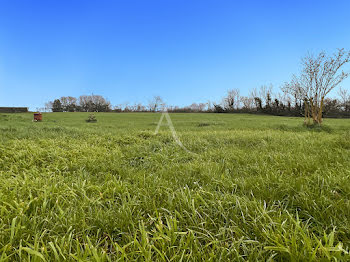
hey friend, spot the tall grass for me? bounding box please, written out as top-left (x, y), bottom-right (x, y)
top-left (0, 112), bottom-right (350, 260)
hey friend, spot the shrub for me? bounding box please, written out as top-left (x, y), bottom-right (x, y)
top-left (86, 114), bottom-right (97, 122)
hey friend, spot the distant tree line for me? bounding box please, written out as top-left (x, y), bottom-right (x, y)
top-left (44, 50), bottom-right (350, 122)
top-left (45, 95), bottom-right (112, 112)
top-left (45, 95), bottom-right (168, 113)
top-left (44, 88), bottom-right (350, 118)
top-left (211, 85), bottom-right (350, 118)
top-left (213, 49), bottom-right (350, 122)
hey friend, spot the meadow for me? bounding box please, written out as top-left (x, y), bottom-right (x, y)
top-left (1, 112), bottom-right (350, 261)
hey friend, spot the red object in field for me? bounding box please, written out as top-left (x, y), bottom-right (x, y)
top-left (34, 113), bottom-right (42, 121)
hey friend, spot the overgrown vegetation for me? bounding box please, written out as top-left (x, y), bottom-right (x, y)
top-left (1, 112), bottom-right (350, 260)
top-left (86, 114), bottom-right (97, 123)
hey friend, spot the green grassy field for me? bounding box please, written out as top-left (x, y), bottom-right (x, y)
top-left (1, 112), bottom-right (350, 261)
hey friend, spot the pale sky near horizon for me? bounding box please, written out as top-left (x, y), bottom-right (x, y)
top-left (0, 0), bottom-right (350, 110)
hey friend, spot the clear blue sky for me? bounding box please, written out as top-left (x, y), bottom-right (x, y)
top-left (0, 0), bottom-right (350, 110)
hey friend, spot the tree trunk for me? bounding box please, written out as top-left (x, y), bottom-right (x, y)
top-left (316, 97), bottom-right (324, 125)
top-left (309, 97), bottom-right (324, 125)
top-left (309, 98), bottom-right (318, 124)
top-left (304, 99), bottom-right (311, 125)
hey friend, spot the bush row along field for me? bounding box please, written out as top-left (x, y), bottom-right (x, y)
top-left (1, 112), bottom-right (350, 261)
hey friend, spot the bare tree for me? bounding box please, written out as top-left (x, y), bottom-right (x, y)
top-left (91, 95), bottom-right (111, 112)
top-left (78, 94), bottom-right (111, 112)
top-left (258, 84), bottom-right (273, 108)
top-left (277, 92), bottom-right (291, 107)
top-left (240, 96), bottom-right (254, 109)
top-left (198, 103), bottom-right (207, 112)
top-left (283, 49), bottom-right (350, 125)
top-left (44, 101), bottom-right (53, 112)
top-left (206, 100), bottom-right (214, 111)
top-left (66, 96), bottom-right (77, 112)
top-left (130, 103), bottom-right (146, 112)
top-left (249, 88), bottom-right (259, 110)
top-left (60, 96), bottom-right (77, 112)
top-left (223, 88), bottom-right (240, 110)
top-left (188, 103), bottom-right (206, 112)
top-left (60, 97), bottom-right (69, 111)
top-left (338, 87), bottom-right (350, 112)
top-left (148, 96), bottom-right (164, 112)
top-left (79, 95), bottom-right (90, 112)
